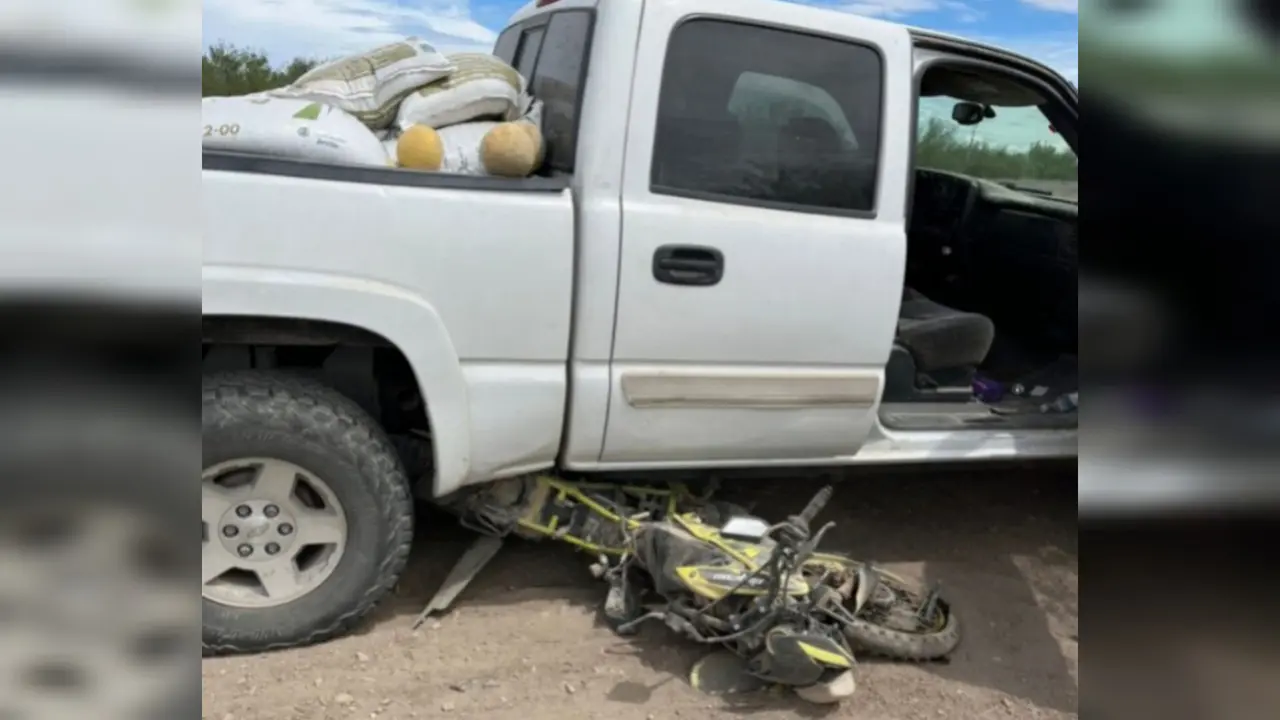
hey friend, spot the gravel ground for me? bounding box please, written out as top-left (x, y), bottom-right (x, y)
top-left (202, 463), bottom-right (1078, 720)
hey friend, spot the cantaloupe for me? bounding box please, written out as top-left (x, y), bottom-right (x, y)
top-left (396, 119), bottom-right (544, 177)
top-left (395, 124), bottom-right (445, 169)
top-left (478, 121), bottom-right (544, 177)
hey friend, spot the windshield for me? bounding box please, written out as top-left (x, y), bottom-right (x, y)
top-left (917, 96), bottom-right (1077, 201)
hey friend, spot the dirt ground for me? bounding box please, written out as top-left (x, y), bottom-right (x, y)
top-left (202, 463), bottom-right (1078, 720)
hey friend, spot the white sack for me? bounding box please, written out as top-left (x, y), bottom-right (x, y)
top-left (394, 53), bottom-right (524, 131)
top-left (270, 38), bottom-right (455, 129)
top-left (431, 100), bottom-right (543, 176)
top-left (434, 121), bottom-right (501, 176)
top-left (522, 98), bottom-right (544, 133)
top-left (202, 96), bottom-right (392, 167)
top-left (381, 131), bottom-right (401, 165)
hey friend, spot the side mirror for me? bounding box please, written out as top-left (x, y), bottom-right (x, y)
top-left (951, 101), bottom-right (990, 126)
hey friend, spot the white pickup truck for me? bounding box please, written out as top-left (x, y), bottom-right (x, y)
top-left (202, 0), bottom-right (1078, 653)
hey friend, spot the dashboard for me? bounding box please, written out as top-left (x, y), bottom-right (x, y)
top-left (907, 168), bottom-right (1078, 353)
top-left (908, 168), bottom-right (1076, 278)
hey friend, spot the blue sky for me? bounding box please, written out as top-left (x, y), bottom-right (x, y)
top-left (203, 0), bottom-right (1078, 83)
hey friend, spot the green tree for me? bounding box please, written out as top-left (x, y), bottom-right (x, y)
top-left (916, 118), bottom-right (1077, 181)
top-left (202, 44), bottom-right (320, 97)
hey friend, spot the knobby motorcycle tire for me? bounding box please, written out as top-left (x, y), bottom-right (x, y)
top-left (805, 553), bottom-right (961, 662)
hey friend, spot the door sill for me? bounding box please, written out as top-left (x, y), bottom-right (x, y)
top-left (878, 402), bottom-right (1077, 431)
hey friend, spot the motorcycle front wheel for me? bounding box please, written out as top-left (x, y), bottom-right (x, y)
top-left (803, 554), bottom-right (961, 661)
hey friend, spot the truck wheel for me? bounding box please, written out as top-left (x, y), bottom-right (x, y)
top-left (202, 371), bottom-right (414, 654)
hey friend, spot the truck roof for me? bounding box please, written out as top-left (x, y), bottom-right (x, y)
top-left (908, 26), bottom-right (1068, 80)
top-left (505, 0), bottom-right (1069, 85)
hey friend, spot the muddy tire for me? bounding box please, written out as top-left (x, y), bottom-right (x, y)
top-left (202, 372), bottom-right (414, 655)
top-left (805, 554), bottom-right (961, 661)
top-left (0, 379), bottom-right (198, 718)
top-left (843, 602), bottom-right (962, 661)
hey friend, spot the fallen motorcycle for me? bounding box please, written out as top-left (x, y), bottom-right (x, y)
top-left (418, 476), bottom-right (961, 703)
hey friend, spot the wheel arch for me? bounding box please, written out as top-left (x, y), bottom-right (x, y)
top-left (203, 269), bottom-right (471, 496)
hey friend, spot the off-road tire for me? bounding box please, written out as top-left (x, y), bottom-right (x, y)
top-left (807, 554), bottom-right (961, 661)
top-left (2, 379), bottom-right (199, 719)
top-left (202, 371), bottom-right (414, 655)
top-left (842, 603), bottom-right (961, 661)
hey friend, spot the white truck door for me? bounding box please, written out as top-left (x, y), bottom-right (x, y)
top-left (600, 0), bottom-right (913, 466)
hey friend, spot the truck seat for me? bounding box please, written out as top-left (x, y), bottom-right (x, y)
top-left (897, 287), bottom-right (996, 373)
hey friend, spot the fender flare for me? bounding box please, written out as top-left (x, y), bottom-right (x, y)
top-left (203, 266), bottom-right (471, 495)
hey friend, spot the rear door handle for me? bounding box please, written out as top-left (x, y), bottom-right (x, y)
top-left (652, 244), bottom-right (724, 286)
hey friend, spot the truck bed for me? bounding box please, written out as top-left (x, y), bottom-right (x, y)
top-left (202, 150), bottom-right (577, 491)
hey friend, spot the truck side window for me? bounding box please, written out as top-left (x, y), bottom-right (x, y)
top-left (527, 11), bottom-right (592, 174)
top-left (728, 72), bottom-right (860, 151)
top-left (651, 19), bottom-right (883, 215)
top-left (492, 28), bottom-right (520, 65)
top-left (513, 27), bottom-right (546, 81)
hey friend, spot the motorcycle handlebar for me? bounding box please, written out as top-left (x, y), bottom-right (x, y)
top-left (796, 485), bottom-right (833, 527)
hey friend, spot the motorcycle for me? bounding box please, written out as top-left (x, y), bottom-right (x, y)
top-left (420, 475), bottom-right (961, 703)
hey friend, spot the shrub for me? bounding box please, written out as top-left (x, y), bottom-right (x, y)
top-left (202, 44), bottom-right (319, 97)
top-left (916, 117), bottom-right (1076, 181)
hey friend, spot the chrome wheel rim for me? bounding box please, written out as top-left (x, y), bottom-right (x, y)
top-left (202, 458), bottom-right (347, 609)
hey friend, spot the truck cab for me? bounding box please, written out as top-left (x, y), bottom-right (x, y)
top-left (485, 0), bottom-right (1077, 469)
top-left (202, 0), bottom-right (1077, 653)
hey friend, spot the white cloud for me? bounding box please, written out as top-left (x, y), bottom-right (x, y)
top-left (1019, 0), bottom-right (1078, 12)
top-left (942, 0), bottom-right (985, 22)
top-left (203, 0), bottom-right (496, 63)
top-left (839, 0), bottom-right (942, 16)
top-left (203, 0), bottom-right (1078, 87)
top-left (834, 0), bottom-right (985, 22)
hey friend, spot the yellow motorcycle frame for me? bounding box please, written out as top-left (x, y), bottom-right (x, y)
top-left (511, 476), bottom-right (814, 598)
top-left (509, 476), bottom-right (695, 553)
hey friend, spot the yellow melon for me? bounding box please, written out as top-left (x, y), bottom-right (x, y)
top-left (480, 121), bottom-right (544, 178)
top-left (396, 124), bottom-right (444, 170)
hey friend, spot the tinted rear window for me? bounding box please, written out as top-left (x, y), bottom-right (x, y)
top-left (493, 27), bottom-right (519, 64)
top-left (529, 11), bottom-right (592, 173)
top-left (489, 11), bottom-right (593, 174)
